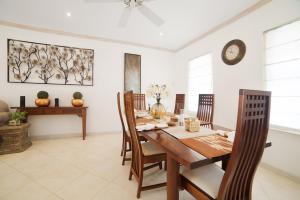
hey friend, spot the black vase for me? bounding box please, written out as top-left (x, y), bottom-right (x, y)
top-left (20, 96), bottom-right (25, 107)
top-left (55, 98), bottom-right (59, 107)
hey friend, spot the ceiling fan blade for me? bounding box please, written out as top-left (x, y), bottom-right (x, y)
top-left (118, 7), bottom-right (132, 27)
top-left (137, 4), bottom-right (164, 26)
top-left (84, 0), bottom-right (121, 3)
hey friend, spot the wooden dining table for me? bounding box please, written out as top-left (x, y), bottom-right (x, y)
top-left (136, 117), bottom-right (271, 200)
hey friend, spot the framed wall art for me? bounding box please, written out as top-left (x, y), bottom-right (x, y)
top-left (7, 39), bottom-right (94, 86)
top-left (124, 53), bottom-right (141, 93)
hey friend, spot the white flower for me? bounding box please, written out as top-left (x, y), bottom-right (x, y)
top-left (146, 84), bottom-right (168, 99)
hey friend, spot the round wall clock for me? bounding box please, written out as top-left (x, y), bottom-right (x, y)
top-left (221, 39), bottom-right (246, 65)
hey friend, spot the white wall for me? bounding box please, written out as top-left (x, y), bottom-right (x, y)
top-left (0, 25), bottom-right (175, 137)
top-left (174, 0), bottom-right (300, 179)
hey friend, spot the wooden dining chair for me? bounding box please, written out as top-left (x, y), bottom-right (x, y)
top-left (174, 94), bottom-right (185, 114)
top-left (180, 89), bottom-right (271, 200)
top-left (133, 93), bottom-right (146, 110)
top-left (117, 92), bottom-right (132, 165)
top-left (117, 92), bottom-right (147, 166)
top-left (124, 91), bottom-right (166, 198)
top-left (197, 94), bottom-right (215, 129)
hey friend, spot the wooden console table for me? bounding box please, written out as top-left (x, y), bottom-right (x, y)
top-left (11, 107), bottom-right (88, 140)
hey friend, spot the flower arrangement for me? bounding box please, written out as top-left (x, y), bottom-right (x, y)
top-left (146, 84), bottom-right (168, 119)
top-left (146, 84), bottom-right (168, 104)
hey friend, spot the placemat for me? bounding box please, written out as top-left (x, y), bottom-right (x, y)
top-left (180, 135), bottom-right (233, 159)
top-left (162, 126), bottom-right (216, 139)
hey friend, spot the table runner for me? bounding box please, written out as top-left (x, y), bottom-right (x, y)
top-left (180, 135), bottom-right (233, 159)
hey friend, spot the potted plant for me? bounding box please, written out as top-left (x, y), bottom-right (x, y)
top-left (72, 92), bottom-right (84, 107)
top-left (9, 111), bottom-right (27, 126)
top-left (35, 91), bottom-right (50, 107)
top-left (146, 84), bottom-right (168, 119)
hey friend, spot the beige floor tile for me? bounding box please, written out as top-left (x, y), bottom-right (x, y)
top-left (0, 169), bottom-right (30, 197)
top-left (0, 148), bottom-right (43, 166)
top-left (1, 182), bottom-right (56, 200)
top-left (92, 182), bottom-right (135, 200)
top-left (55, 172), bottom-right (108, 200)
top-left (0, 162), bottom-right (17, 177)
top-left (35, 163), bottom-right (85, 192)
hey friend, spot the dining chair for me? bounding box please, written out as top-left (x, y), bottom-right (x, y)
top-left (124, 91), bottom-right (166, 198)
top-left (174, 94), bottom-right (185, 114)
top-left (117, 92), bottom-right (131, 165)
top-left (117, 92), bottom-right (147, 166)
top-left (197, 94), bottom-right (215, 129)
top-left (133, 93), bottom-right (146, 110)
top-left (180, 89), bottom-right (271, 200)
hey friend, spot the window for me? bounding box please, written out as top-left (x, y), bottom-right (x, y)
top-left (187, 54), bottom-right (213, 112)
top-left (264, 19), bottom-right (300, 132)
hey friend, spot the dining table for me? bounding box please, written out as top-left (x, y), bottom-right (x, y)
top-left (135, 114), bottom-right (272, 200)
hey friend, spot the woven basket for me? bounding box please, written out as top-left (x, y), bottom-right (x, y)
top-left (184, 118), bottom-right (200, 132)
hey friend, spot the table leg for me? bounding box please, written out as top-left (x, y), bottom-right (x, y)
top-left (222, 156), bottom-right (229, 170)
top-left (82, 109), bottom-right (87, 140)
top-left (167, 154), bottom-right (180, 200)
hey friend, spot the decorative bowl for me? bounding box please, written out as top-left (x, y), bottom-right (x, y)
top-left (35, 99), bottom-right (50, 107)
top-left (72, 99), bottom-right (84, 107)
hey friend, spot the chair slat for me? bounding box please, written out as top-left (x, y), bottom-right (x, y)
top-left (133, 93), bottom-right (146, 110)
top-left (197, 94), bottom-right (215, 128)
top-left (174, 94), bottom-right (185, 114)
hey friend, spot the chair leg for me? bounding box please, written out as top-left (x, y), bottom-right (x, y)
top-left (129, 169), bottom-right (133, 180)
top-left (159, 161), bottom-right (162, 170)
top-left (137, 170), bottom-right (144, 198)
top-left (120, 137), bottom-right (125, 156)
top-left (122, 149), bottom-right (127, 166)
top-left (122, 140), bottom-right (129, 166)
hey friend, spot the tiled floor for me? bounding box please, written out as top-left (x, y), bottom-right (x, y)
top-left (0, 133), bottom-right (299, 200)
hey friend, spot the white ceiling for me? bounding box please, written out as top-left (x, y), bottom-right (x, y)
top-left (0, 0), bottom-right (262, 51)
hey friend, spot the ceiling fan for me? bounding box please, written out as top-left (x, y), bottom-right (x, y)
top-left (85, 0), bottom-right (164, 27)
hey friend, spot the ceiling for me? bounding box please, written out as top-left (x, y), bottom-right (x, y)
top-left (0, 0), bottom-right (263, 51)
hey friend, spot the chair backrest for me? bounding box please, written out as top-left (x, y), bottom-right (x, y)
top-left (218, 89), bottom-right (271, 200)
top-left (124, 91), bottom-right (143, 176)
top-left (117, 92), bottom-right (128, 138)
top-left (196, 94), bottom-right (214, 123)
top-left (133, 93), bottom-right (146, 110)
top-left (174, 94), bottom-right (185, 114)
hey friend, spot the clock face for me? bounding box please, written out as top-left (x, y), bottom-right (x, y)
top-left (222, 39), bottom-right (246, 65)
top-left (225, 44), bottom-right (240, 60)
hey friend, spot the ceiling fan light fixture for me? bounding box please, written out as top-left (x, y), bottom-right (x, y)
top-left (123, 0), bottom-right (143, 8)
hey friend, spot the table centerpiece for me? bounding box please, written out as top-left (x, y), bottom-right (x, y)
top-left (146, 84), bottom-right (168, 119)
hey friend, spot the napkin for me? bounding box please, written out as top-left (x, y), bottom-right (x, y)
top-left (136, 111), bottom-right (150, 118)
top-left (155, 123), bottom-right (168, 129)
top-left (215, 130), bottom-right (236, 142)
top-left (136, 124), bottom-right (155, 131)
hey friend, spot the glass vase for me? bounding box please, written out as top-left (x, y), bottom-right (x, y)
top-left (150, 98), bottom-right (166, 119)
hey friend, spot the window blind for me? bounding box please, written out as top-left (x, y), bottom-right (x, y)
top-left (187, 54), bottom-right (213, 112)
top-left (265, 19), bottom-right (300, 132)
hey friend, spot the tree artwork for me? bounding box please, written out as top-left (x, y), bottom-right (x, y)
top-left (7, 39), bottom-right (94, 86)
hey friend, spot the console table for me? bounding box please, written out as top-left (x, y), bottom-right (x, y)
top-left (11, 107), bottom-right (88, 140)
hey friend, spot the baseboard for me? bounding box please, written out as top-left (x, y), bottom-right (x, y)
top-left (31, 131), bottom-right (121, 140)
top-left (260, 162), bottom-right (300, 183)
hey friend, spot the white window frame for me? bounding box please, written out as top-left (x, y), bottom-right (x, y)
top-left (263, 18), bottom-right (300, 135)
